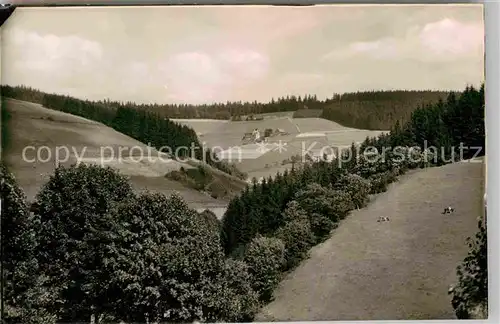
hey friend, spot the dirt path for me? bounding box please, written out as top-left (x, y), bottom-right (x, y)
top-left (287, 116), bottom-right (301, 133)
top-left (256, 161), bottom-right (484, 321)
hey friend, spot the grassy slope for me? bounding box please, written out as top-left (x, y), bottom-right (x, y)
top-left (1, 99), bottom-right (11, 158)
top-left (180, 116), bottom-right (389, 180)
top-left (198, 117), bottom-right (301, 149)
top-left (241, 111), bottom-right (296, 119)
top-left (3, 98), bottom-right (236, 211)
top-left (256, 160), bottom-right (484, 321)
top-left (292, 109), bottom-right (323, 118)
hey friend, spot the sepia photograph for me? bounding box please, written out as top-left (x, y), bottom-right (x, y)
top-left (0, 3), bottom-right (487, 323)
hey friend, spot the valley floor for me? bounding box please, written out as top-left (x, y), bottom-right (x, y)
top-left (256, 161), bottom-right (484, 321)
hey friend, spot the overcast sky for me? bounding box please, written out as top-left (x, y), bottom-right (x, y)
top-left (1, 5), bottom-right (484, 105)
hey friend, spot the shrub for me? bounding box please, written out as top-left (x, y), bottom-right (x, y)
top-left (165, 169), bottom-right (186, 182)
top-left (281, 200), bottom-right (309, 223)
top-left (294, 183), bottom-right (354, 222)
top-left (207, 179), bottom-right (228, 199)
top-left (228, 243), bottom-right (249, 260)
top-left (185, 165), bottom-right (213, 190)
top-left (1, 163), bottom-right (32, 279)
top-left (211, 160), bottom-right (248, 180)
top-left (309, 213), bottom-right (337, 243)
top-left (222, 259), bottom-right (260, 322)
top-left (368, 170), bottom-right (398, 194)
top-left (275, 218), bottom-right (315, 270)
top-left (291, 184), bottom-right (351, 242)
top-left (243, 235), bottom-right (286, 302)
top-left (167, 167), bottom-right (227, 194)
top-left (418, 148), bottom-right (438, 168)
top-left (449, 220), bottom-right (488, 319)
top-left (199, 209), bottom-right (221, 234)
top-left (197, 164), bottom-right (210, 178)
top-left (290, 154), bottom-right (302, 163)
top-left (352, 157), bottom-right (379, 179)
top-left (335, 173), bottom-right (371, 209)
top-left (1, 163), bottom-right (57, 323)
top-left (32, 164), bottom-right (134, 321)
top-left (106, 192), bottom-right (231, 323)
top-left (368, 173), bottom-right (388, 193)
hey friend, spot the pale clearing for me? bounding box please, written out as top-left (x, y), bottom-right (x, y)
top-left (198, 117), bottom-right (301, 149)
top-left (174, 115), bottom-right (389, 180)
top-left (3, 99), bottom-right (228, 211)
top-left (292, 117), bottom-right (380, 133)
top-left (3, 98), bottom-right (388, 211)
top-left (256, 160), bottom-right (485, 321)
top-left (244, 111), bottom-right (296, 119)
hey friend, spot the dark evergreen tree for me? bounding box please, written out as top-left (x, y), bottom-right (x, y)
top-left (1, 163), bottom-right (56, 323)
top-left (32, 164), bottom-right (134, 322)
top-left (221, 83), bottom-right (484, 257)
top-left (1, 85), bottom-right (453, 131)
top-left (104, 192), bottom-right (235, 323)
top-left (450, 220), bottom-right (487, 319)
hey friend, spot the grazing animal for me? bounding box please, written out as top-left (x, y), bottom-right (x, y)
top-left (377, 216), bottom-right (390, 222)
top-left (442, 206), bottom-right (455, 214)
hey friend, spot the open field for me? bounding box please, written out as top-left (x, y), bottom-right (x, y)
top-left (2, 99), bottom-right (229, 212)
top-left (198, 117), bottom-right (301, 149)
top-left (234, 135), bottom-right (333, 177)
top-left (242, 111), bottom-right (296, 119)
top-left (292, 109), bottom-right (323, 118)
top-left (293, 117), bottom-right (380, 134)
top-left (178, 115), bottom-right (388, 179)
top-left (256, 160), bottom-right (485, 321)
top-left (234, 130), bottom-right (387, 180)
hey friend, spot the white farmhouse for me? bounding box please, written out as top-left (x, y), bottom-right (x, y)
top-left (251, 128), bottom-right (261, 142)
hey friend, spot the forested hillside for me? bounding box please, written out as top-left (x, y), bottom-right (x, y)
top-left (1, 98), bottom-right (11, 154)
top-left (1, 85), bottom-right (453, 130)
top-left (321, 90), bottom-right (452, 130)
top-left (221, 85), bottom-right (485, 318)
top-left (0, 85), bottom-right (246, 180)
top-left (1, 84), bottom-right (485, 323)
top-left (222, 85), bottom-right (484, 255)
top-left (148, 89), bottom-right (452, 130)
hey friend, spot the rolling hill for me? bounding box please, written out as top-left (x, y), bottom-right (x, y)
top-left (174, 116), bottom-right (388, 180)
top-left (2, 98), bottom-right (241, 216)
top-left (256, 159), bottom-right (485, 321)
